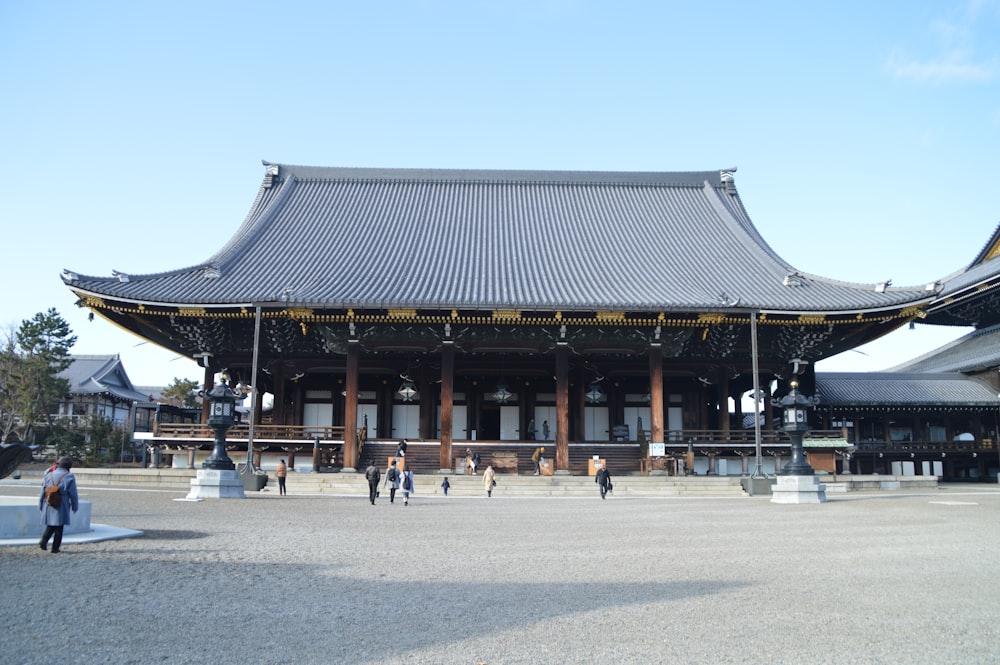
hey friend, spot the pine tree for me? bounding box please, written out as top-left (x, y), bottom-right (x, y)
top-left (0, 308), bottom-right (76, 444)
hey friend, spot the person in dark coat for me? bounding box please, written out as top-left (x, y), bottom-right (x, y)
top-left (466, 448), bottom-right (481, 475)
top-left (394, 439), bottom-right (408, 463)
top-left (38, 456), bottom-right (79, 553)
top-left (364, 462), bottom-right (381, 505)
top-left (596, 466), bottom-right (612, 500)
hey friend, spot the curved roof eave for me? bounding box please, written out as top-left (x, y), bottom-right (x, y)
top-left (62, 163), bottom-right (938, 316)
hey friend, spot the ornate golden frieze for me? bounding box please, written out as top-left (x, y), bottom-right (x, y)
top-left (492, 310), bottom-right (522, 320)
top-left (285, 307), bottom-right (314, 320)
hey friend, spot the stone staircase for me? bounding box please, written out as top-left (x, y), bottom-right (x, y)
top-left (6, 466), bottom-right (745, 498)
top-left (240, 471), bottom-right (745, 498)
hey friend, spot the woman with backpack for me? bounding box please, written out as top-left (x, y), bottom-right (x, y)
top-left (400, 467), bottom-right (415, 506)
top-left (383, 460), bottom-right (401, 504)
top-left (38, 456), bottom-right (78, 553)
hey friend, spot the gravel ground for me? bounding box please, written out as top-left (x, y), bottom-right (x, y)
top-left (2, 482), bottom-right (1000, 665)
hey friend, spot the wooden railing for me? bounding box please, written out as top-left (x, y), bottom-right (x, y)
top-left (154, 423), bottom-right (346, 441)
top-left (663, 429), bottom-right (844, 445)
top-left (854, 439), bottom-right (996, 452)
top-left (149, 425), bottom-right (844, 446)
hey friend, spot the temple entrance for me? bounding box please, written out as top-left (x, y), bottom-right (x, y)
top-left (480, 407), bottom-right (500, 440)
top-left (584, 406), bottom-right (610, 441)
top-left (391, 404), bottom-right (419, 439)
top-left (500, 405), bottom-right (519, 440)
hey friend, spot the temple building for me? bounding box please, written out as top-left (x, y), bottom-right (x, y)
top-left (56, 354), bottom-right (152, 429)
top-left (61, 163), bottom-right (1000, 477)
top-left (812, 225), bottom-right (1000, 480)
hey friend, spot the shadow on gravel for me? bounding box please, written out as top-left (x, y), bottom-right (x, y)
top-left (287, 576), bottom-right (755, 664)
top-left (136, 529), bottom-right (211, 540)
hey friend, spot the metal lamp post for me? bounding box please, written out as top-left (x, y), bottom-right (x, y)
top-left (202, 377), bottom-right (238, 470)
top-left (772, 378), bottom-right (821, 476)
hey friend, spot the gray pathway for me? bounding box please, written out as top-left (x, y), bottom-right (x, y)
top-left (2, 483), bottom-right (999, 664)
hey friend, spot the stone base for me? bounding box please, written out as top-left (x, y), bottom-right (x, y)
top-left (770, 475), bottom-right (827, 504)
top-left (0, 497), bottom-right (93, 538)
top-left (741, 476), bottom-right (774, 496)
top-left (185, 469), bottom-right (246, 500)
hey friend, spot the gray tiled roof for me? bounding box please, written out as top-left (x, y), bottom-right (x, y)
top-left (816, 372), bottom-right (999, 406)
top-left (60, 355), bottom-right (151, 403)
top-left (63, 164), bottom-right (934, 313)
top-left (891, 324), bottom-right (1000, 374)
top-left (921, 223), bottom-right (1000, 326)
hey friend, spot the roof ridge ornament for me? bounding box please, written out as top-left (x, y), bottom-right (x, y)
top-left (263, 162), bottom-right (280, 188)
top-left (783, 271), bottom-right (803, 287)
top-left (720, 167), bottom-right (737, 194)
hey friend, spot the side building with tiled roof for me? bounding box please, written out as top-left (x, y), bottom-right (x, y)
top-left (813, 221), bottom-right (1000, 480)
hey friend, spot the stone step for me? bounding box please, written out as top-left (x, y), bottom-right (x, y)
top-left (265, 473), bottom-right (745, 497)
top-left (10, 468), bottom-right (931, 497)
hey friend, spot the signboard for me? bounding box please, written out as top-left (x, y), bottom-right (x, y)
top-left (650, 443), bottom-right (665, 458)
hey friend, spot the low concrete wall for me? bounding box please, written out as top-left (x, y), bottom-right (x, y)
top-left (13, 468), bottom-right (196, 491)
top-left (0, 497), bottom-right (93, 538)
top-left (819, 475), bottom-right (939, 491)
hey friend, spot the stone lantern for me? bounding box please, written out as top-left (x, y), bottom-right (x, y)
top-left (202, 377), bottom-right (238, 470)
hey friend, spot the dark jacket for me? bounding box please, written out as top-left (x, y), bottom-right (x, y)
top-left (365, 464), bottom-right (380, 484)
top-left (596, 468), bottom-right (612, 488)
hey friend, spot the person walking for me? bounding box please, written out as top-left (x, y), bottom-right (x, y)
top-left (383, 460), bottom-right (401, 504)
top-left (542, 420), bottom-right (550, 440)
top-left (483, 464), bottom-right (496, 498)
top-left (38, 456), bottom-right (78, 553)
top-left (275, 459), bottom-right (288, 496)
top-left (394, 439), bottom-right (408, 463)
top-left (365, 462), bottom-right (381, 505)
top-left (441, 476), bottom-right (450, 496)
top-left (596, 466), bottom-right (613, 500)
top-left (401, 467), bottom-right (415, 506)
top-left (531, 446), bottom-right (545, 475)
top-left (466, 448), bottom-right (481, 475)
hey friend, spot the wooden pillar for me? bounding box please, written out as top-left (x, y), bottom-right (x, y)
top-left (555, 342), bottom-right (570, 471)
top-left (764, 382), bottom-right (774, 432)
top-left (720, 372), bottom-right (730, 436)
top-left (343, 341), bottom-right (359, 470)
top-left (200, 365), bottom-right (214, 424)
top-left (419, 364), bottom-right (434, 440)
top-left (439, 341), bottom-right (454, 471)
top-left (649, 343), bottom-right (664, 444)
top-left (574, 365), bottom-right (586, 441)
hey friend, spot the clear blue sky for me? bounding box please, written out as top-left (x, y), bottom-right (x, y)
top-left (1, 0), bottom-right (997, 386)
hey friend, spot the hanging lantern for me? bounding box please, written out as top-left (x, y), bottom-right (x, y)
top-left (494, 384), bottom-right (512, 404)
top-left (397, 379), bottom-right (418, 402)
top-left (586, 383), bottom-right (604, 404)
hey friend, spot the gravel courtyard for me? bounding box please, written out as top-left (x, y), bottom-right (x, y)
top-left (2, 482), bottom-right (1000, 665)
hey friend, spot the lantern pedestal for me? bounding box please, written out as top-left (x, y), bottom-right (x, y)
top-left (185, 468), bottom-right (246, 500)
top-left (770, 475), bottom-right (826, 504)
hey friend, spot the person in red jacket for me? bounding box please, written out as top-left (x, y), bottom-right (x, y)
top-left (275, 459), bottom-right (288, 496)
